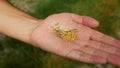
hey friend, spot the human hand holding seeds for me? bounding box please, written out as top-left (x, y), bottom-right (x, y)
top-left (1, 1), bottom-right (120, 66)
top-left (31, 13), bottom-right (120, 66)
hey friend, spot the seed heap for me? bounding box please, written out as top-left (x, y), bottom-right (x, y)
top-left (53, 23), bottom-right (77, 41)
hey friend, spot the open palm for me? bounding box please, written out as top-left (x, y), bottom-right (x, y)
top-left (31, 13), bottom-right (120, 66)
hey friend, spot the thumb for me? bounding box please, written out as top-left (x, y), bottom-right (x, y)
top-left (71, 14), bottom-right (99, 28)
top-left (82, 16), bottom-right (99, 28)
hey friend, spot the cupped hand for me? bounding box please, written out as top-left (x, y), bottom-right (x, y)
top-left (31, 13), bottom-right (120, 66)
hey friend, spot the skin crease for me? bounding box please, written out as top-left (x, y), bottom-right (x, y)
top-left (1, 0), bottom-right (120, 66)
top-left (31, 13), bottom-right (120, 66)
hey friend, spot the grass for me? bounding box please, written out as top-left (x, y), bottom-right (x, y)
top-left (0, 0), bottom-right (120, 68)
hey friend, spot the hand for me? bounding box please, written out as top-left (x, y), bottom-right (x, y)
top-left (31, 13), bottom-right (120, 66)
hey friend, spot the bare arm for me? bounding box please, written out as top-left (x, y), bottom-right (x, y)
top-left (1, 0), bottom-right (120, 66)
top-left (0, 0), bottom-right (40, 44)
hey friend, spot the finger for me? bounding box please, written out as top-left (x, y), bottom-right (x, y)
top-left (85, 41), bottom-right (120, 66)
top-left (71, 14), bottom-right (99, 28)
top-left (87, 40), bottom-right (120, 57)
top-left (79, 46), bottom-right (109, 58)
top-left (90, 30), bottom-right (120, 48)
top-left (66, 49), bottom-right (106, 64)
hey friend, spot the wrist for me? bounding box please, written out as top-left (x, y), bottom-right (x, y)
top-left (0, 12), bottom-right (43, 44)
top-left (0, 0), bottom-right (44, 45)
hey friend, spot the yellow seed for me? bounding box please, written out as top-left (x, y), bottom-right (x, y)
top-left (53, 23), bottom-right (77, 41)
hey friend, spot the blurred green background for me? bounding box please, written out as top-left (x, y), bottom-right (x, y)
top-left (0, 0), bottom-right (120, 68)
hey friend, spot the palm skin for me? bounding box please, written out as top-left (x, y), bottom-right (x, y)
top-left (31, 13), bottom-right (120, 66)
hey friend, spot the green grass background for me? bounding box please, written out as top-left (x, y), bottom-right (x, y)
top-left (0, 0), bottom-right (120, 68)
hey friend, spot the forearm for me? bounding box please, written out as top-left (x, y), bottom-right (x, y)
top-left (0, 0), bottom-right (40, 44)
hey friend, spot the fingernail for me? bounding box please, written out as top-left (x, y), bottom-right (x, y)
top-left (114, 40), bottom-right (120, 48)
top-left (116, 51), bottom-right (120, 57)
top-left (92, 56), bottom-right (106, 64)
top-left (108, 55), bottom-right (120, 66)
top-left (83, 16), bottom-right (99, 28)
